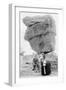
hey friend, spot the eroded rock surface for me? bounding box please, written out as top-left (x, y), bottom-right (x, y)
top-left (23, 15), bottom-right (56, 53)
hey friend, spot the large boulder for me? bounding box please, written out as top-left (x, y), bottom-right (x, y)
top-left (23, 15), bottom-right (56, 53)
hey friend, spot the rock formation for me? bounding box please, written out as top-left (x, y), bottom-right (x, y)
top-left (23, 15), bottom-right (56, 54)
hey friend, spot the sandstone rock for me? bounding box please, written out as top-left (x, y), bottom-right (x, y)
top-left (23, 15), bottom-right (56, 53)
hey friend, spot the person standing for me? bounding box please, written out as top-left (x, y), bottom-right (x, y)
top-left (45, 61), bottom-right (51, 75)
top-left (32, 54), bottom-right (40, 72)
top-left (39, 53), bottom-right (45, 75)
top-left (41, 53), bottom-right (46, 75)
top-left (40, 53), bottom-right (51, 76)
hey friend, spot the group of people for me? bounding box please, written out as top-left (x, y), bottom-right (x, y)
top-left (32, 53), bottom-right (51, 76)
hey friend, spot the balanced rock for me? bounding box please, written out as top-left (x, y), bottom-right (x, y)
top-left (23, 15), bottom-right (56, 53)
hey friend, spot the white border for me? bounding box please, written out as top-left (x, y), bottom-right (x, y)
top-left (10, 4), bottom-right (64, 86)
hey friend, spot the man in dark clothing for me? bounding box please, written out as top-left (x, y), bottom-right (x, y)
top-left (41, 59), bottom-right (44, 75)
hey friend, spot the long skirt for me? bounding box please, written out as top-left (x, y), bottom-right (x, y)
top-left (41, 62), bottom-right (51, 76)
